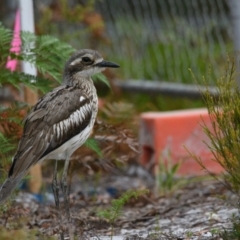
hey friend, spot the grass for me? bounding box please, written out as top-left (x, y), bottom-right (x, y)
top-left (111, 92), bottom-right (206, 115)
top-left (37, 3), bottom-right (233, 87)
top-left (99, 17), bottom-right (233, 85)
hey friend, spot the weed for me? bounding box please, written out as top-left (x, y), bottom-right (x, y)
top-left (186, 230), bottom-right (193, 238)
top-left (97, 189), bottom-right (149, 239)
top-left (155, 150), bottom-right (182, 195)
top-left (210, 228), bottom-right (221, 235)
top-left (148, 225), bottom-right (162, 239)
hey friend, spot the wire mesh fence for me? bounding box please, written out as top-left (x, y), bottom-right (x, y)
top-left (1, 0), bottom-right (235, 88)
top-left (93, 0), bottom-right (233, 85)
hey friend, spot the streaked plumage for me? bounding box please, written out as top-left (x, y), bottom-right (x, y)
top-left (0, 49), bottom-right (119, 204)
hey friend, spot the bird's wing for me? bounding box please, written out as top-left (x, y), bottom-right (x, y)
top-left (9, 85), bottom-right (94, 178)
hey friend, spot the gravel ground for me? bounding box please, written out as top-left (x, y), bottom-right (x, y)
top-left (0, 164), bottom-right (238, 240)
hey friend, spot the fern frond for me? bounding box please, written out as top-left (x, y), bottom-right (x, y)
top-left (0, 68), bottom-right (53, 93)
top-left (0, 24), bottom-right (109, 88)
top-left (0, 23), bottom-right (12, 47)
top-left (0, 133), bottom-right (15, 155)
top-left (20, 31), bottom-right (37, 53)
top-left (20, 33), bottom-right (75, 82)
top-left (0, 23), bottom-right (13, 67)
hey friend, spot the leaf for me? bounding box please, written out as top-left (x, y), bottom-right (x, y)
top-left (84, 138), bottom-right (102, 157)
top-left (97, 189), bottom-right (149, 224)
top-left (0, 133), bottom-right (15, 155)
top-left (0, 23), bottom-right (13, 66)
top-left (0, 69), bottom-right (53, 93)
top-left (92, 73), bottom-right (111, 88)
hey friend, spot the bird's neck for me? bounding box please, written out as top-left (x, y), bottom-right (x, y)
top-left (63, 72), bottom-right (94, 87)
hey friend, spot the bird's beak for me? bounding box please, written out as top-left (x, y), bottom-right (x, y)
top-left (95, 60), bottom-right (120, 68)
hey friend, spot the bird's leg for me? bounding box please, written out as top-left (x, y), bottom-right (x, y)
top-left (60, 157), bottom-right (74, 239)
top-left (52, 160), bottom-right (60, 207)
top-left (60, 157), bottom-right (71, 221)
top-left (52, 160), bottom-right (64, 240)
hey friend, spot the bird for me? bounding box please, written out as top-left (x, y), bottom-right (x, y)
top-left (0, 49), bottom-right (119, 215)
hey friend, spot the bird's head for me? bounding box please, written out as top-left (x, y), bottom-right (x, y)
top-left (64, 49), bottom-right (119, 79)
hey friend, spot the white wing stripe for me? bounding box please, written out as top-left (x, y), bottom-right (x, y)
top-left (53, 102), bottom-right (92, 139)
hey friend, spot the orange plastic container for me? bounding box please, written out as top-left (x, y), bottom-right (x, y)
top-left (139, 108), bottom-right (223, 176)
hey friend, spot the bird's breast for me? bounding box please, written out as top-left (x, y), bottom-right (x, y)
top-left (41, 91), bottom-right (98, 161)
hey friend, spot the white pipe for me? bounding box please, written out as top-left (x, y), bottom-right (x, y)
top-left (19, 0), bottom-right (37, 82)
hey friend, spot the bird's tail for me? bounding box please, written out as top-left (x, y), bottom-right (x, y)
top-left (0, 172), bottom-right (26, 204)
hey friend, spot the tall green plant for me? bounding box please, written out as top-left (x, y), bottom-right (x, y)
top-left (190, 59), bottom-right (240, 190)
top-left (188, 59), bottom-right (240, 238)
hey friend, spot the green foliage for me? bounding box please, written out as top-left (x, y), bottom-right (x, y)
top-left (84, 138), bottom-right (102, 157)
top-left (37, 0), bottom-right (100, 48)
top-left (92, 73), bottom-right (110, 89)
top-left (23, 33), bottom-right (75, 83)
top-left (105, 17), bottom-right (232, 84)
top-left (0, 133), bottom-right (15, 156)
top-left (189, 59), bottom-right (240, 239)
top-left (0, 133), bottom-right (16, 180)
top-left (97, 189), bottom-right (149, 237)
top-left (191, 59), bottom-right (240, 191)
top-left (0, 24), bottom-right (12, 66)
top-left (220, 220), bottom-right (240, 240)
top-left (0, 101), bottom-right (30, 174)
top-left (0, 69), bottom-right (52, 93)
top-left (0, 22), bottom-right (109, 90)
top-left (156, 151), bottom-right (181, 195)
top-left (0, 23), bottom-right (74, 91)
top-left (98, 189), bottom-right (149, 223)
